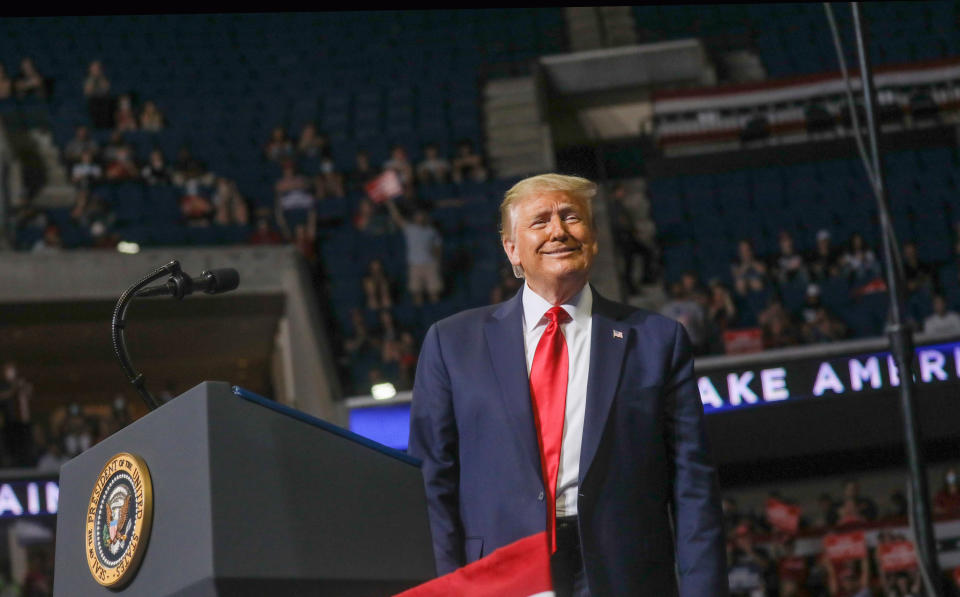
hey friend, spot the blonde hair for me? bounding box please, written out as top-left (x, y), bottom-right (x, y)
top-left (499, 173), bottom-right (597, 279)
top-left (499, 173), bottom-right (597, 241)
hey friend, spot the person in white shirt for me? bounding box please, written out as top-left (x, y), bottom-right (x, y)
top-left (923, 294), bottom-right (960, 336)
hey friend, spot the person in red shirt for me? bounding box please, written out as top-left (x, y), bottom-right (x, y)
top-left (935, 466), bottom-right (960, 516)
top-left (824, 554), bottom-right (871, 597)
top-left (774, 534), bottom-right (808, 597)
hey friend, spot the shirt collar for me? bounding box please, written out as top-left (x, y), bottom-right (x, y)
top-left (521, 281), bottom-right (592, 333)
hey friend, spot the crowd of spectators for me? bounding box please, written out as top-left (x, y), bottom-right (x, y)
top-left (3, 55), bottom-right (499, 401)
top-left (723, 474), bottom-right (960, 596)
top-left (0, 361), bottom-right (134, 472)
top-left (661, 227), bottom-right (960, 356)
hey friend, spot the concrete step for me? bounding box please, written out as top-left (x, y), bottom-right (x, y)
top-left (484, 77), bottom-right (536, 98)
top-left (34, 183), bottom-right (75, 207)
top-left (484, 104), bottom-right (540, 127)
top-left (626, 283), bottom-right (667, 312)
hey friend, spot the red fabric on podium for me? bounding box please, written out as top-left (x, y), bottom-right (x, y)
top-left (394, 532), bottom-right (554, 597)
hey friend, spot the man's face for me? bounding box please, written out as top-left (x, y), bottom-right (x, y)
top-left (502, 189), bottom-right (597, 294)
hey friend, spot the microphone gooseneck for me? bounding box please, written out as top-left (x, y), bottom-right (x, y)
top-left (112, 260), bottom-right (241, 410)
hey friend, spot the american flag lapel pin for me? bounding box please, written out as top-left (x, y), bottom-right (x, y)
top-left (612, 330), bottom-right (623, 339)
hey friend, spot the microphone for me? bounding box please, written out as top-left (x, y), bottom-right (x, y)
top-left (136, 268), bottom-right (240, 299)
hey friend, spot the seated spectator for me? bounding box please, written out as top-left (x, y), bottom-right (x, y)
top-left (113, 94), bottom-right (138, 132)
top-left (732, 239), bottom-right (768, 295)
top-left (211, 177), bottom-right (249, 226)
top-left (416, 143), bottom-right (451, 185)
top-left (835, 479), bottom-right (877, 526)
top-left (730, 240), bottom-right (769, 327)
top-left (395, 331), bottom-right (418, 390)
top-left (101, 130), bottom-right (126, 164)
top-left (726, 522), bottom-right (773, 597)
top-left (247, 213), bottom-right (284, 245)
top-left (772, 535), bottom-right (808, 597)
top-left (141, 148), bottom-right (171, 185)
top-left (139, 100), bottom-right (164, 131)
top-left (383, 144), bottom-right (415, 192)
top-left (0, 63), bottom-right (11, 100)
top-left (83, 60), bottom-right (113, 129)
top-left (70, 149), bottom-right (103, 190)
top-left (802, 306), bottom-right (847, 343)
top-left (902, 241), bottom-right (932, 293)
top-left (935, 466), bottom-right (960, 516)
top-left (800, 284), bottom-right (846, 342)
top-left (296, 123), bottom-right (332, 167)
top-left (264, 125), bottom-right (294, 163)
top-left (179, 179), bottom-right (214, 227)
top-left (758, 296), bottom-right (799, 349)
top-left (274, 161), bottom-right (316, 240)
top-left (878, 568), bottom-right (922, 597)
top-left (823, 554), bottom-right (871, 597)
top-left (344, 307), bottom-right (372, 355)
top-left (362, 258), bottom-right (393, 310)
top-left (173, 151), bottom-right (215, 226)
top-left (660, 279), bottom-right (708, 354)
top-left (808, 229), bottom-right (842, 281)
top-left (172, 146), bottom-right (212, 187)
top-left (32, 223), bottom-right (62, 252)
top-left (59, 402), bottom-right (94, 458)
top-left (385, 198), bottom-right (443, 305)
top-left (70, 188), bottom-right (113, 232)
top-left (351, 149), bottom-right (377, 184)
top-left (63, 124), bottom-right (99, 166)
top-left (14, 57), bottom-right (46, 100)
top-left (103, 135), bottom-right (139, 181)
top-left (923, 294), bottom-right (960, 335)
top-left (840, 232), bottom-right (882, 288)
top-left (451, 138), bottom-right (487, 183)
top-left (707, 279), bottom-right (737, 337)
top-left (773, 230), bottom-right (808, 286)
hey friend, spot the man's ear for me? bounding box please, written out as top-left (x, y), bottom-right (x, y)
top-left (502, 235), bottom-right (521, 268)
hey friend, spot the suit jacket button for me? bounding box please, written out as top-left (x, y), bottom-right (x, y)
top-left (537, 491), bottom-right (545, 501)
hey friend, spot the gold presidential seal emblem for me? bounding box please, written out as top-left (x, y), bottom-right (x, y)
top-left (85, 452), bottom-right (154, 588)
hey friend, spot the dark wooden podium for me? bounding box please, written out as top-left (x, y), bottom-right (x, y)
top-left (53, 382), bottom-right (435, 596)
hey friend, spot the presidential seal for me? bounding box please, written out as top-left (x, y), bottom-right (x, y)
top-left (85, 452), bottom-right (154, 588)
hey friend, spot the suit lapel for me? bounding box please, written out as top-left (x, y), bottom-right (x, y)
top-left (580, 288), bottom-right (629, 483)
top-left (484, 291), bottom-right (543, 480)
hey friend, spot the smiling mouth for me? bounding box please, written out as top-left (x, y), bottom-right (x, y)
top-left (541, 246), bottom-right (580, 256)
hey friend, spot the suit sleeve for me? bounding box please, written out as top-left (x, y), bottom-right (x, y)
top-left (407, 323), bottom-right (464, 575)
top-left (663, 321), bottom-right (729, 597)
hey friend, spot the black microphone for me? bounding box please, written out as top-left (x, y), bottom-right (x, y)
top-left (136, 268), bottom-right (240, 299)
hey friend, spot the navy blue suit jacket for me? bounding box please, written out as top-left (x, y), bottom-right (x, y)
top-left (407, 286), bottom-right (728, 596)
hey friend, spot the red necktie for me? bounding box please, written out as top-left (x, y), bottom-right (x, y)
top-left (529, 305), bottom-right (570, 553)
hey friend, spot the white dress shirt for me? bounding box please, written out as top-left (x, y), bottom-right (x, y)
top-left (521, 282), bottom-right (592, 517)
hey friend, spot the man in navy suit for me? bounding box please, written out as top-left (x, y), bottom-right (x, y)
top-left (408, 174), bottom-right (728, 596)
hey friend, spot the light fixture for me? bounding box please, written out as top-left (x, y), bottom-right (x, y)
top-left (117, 241), bottom-right (140, 254)
top-left (371, 382), bottom-right (397, 401)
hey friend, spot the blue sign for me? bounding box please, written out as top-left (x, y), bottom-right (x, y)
top-left (697, 339), bottom-right (960, 415)
top-left (347, 339), bottom-right (960, 450)
top-left (0, 479), bottom-right (59, 518)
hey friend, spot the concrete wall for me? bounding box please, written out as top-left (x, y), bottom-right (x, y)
top-left (0, 246), bottom-right (344, 424)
